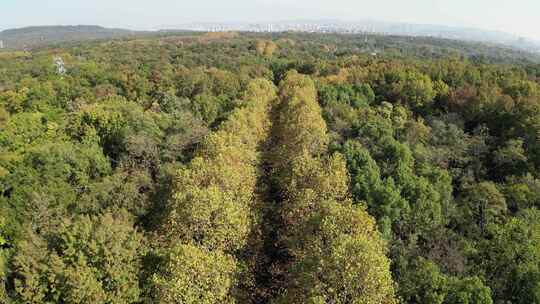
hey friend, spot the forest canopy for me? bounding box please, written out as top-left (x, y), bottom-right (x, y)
top-left (1, 31), bottom-right (540, 303)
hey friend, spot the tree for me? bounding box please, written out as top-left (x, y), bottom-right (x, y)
top-left (342, 140), bottom-right (408, 238)
top-left (399, 258), bottom-right (448, 304)
top-left (1, 140), bottom-right (111, 242)
top-left (165, 79), bottom-right (276, 251)
top-left (503, 174), bottom-right (540, 212)
top-left (0, 107), bottom-right (8, 128)
top-left (461, 182), bottom-right (507, 236)
top-left (67, 97), bottom-right (163, 162)
top-left (477, 209), bottom-right (540, 303)
top-left (272, 70), bottom-right (328, 172)
top-left (76, 169), bottom-right (154, 218)
top-left (399, 258), bottom-right (493, 304)
top-left (161, 79), bottom-right (277, 301)
top-left (391, 71), bottom-right (436, 109)
top-left (151, 244), bottom-right (237, 304)
top-left (272, 72), bottom-right (397, 304)
top-left (12, 210), bottom-right (142, 304)
top-left (492, 138), bottom-right (528, 178)
top-left (276, 199), bottom-right (397, 304)
top-left (273, 153), bottom-right (398, 303)
top-left (255, 40), bottom-right (278, 57)
top-left (445, 276), bottom-right (493, 304)
top-left (0, 215), bottom-right (7, 302)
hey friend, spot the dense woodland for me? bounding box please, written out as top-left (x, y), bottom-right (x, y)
top-left (1, 32), bottom-right (540, 303)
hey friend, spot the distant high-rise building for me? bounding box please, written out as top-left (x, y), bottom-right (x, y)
top-left (0, 40), bottom-right (4, 49)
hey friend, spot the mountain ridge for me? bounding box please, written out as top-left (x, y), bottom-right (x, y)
top-left (1, 23), bottom-right (539, 56)
top-left (0, 25), bottom-right (149, 50)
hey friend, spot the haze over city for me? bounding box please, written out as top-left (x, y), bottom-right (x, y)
top-left (2, 0), bottom-right (540, 41)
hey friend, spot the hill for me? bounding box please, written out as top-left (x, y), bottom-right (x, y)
top-left (0, 25), bottom-right (149, 49)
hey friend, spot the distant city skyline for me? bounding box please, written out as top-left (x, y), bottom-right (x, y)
top-left (2, 0), bottom-right (540, 41)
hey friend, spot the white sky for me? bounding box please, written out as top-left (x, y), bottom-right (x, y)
top-left (2, 0), bottom-right (539, 40)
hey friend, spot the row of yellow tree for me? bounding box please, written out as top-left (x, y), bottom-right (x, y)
top-left (155, 71), bottom-right (396, 303)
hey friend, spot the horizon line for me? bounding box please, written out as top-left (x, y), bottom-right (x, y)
top-left (1, 19), bottom-right (539, 43)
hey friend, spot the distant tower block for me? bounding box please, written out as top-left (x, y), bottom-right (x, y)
top-left (0, 40), bottom-right (4, 49)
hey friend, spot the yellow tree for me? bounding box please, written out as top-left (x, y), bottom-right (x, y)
top-left (271, 70), bottom-right (329, 175)
top-left (156, 79), bottom-right (277, 303)
top-left (271, 71), bottom-right (397, 304)
top-left (276, 153), bottom-right (397, 304)
top-left (152, 244), bottom-right (237, 304)
top-left (255, 40), bottom-right (278, 57)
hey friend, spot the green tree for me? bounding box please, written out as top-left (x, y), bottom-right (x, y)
top-left (477, 209), bottom-right (540, 303)
top-left (399, 258), bottom-right (448, 304)
top-left (399, 258), bottom-right (493, 304)
top-left (12, 210), bottom-right (142, 304)
top-left (391, 71), bottom-right (436, 109)
top-left (461, 182), bottom-right (507, 235)
top-left (493, 138), bottom-right (528, 178)
top-left (445, 276), bottom-right (493, 304)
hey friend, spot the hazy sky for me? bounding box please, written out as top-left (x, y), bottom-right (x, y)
top-left (2, 0), bottom-right (540, 40)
